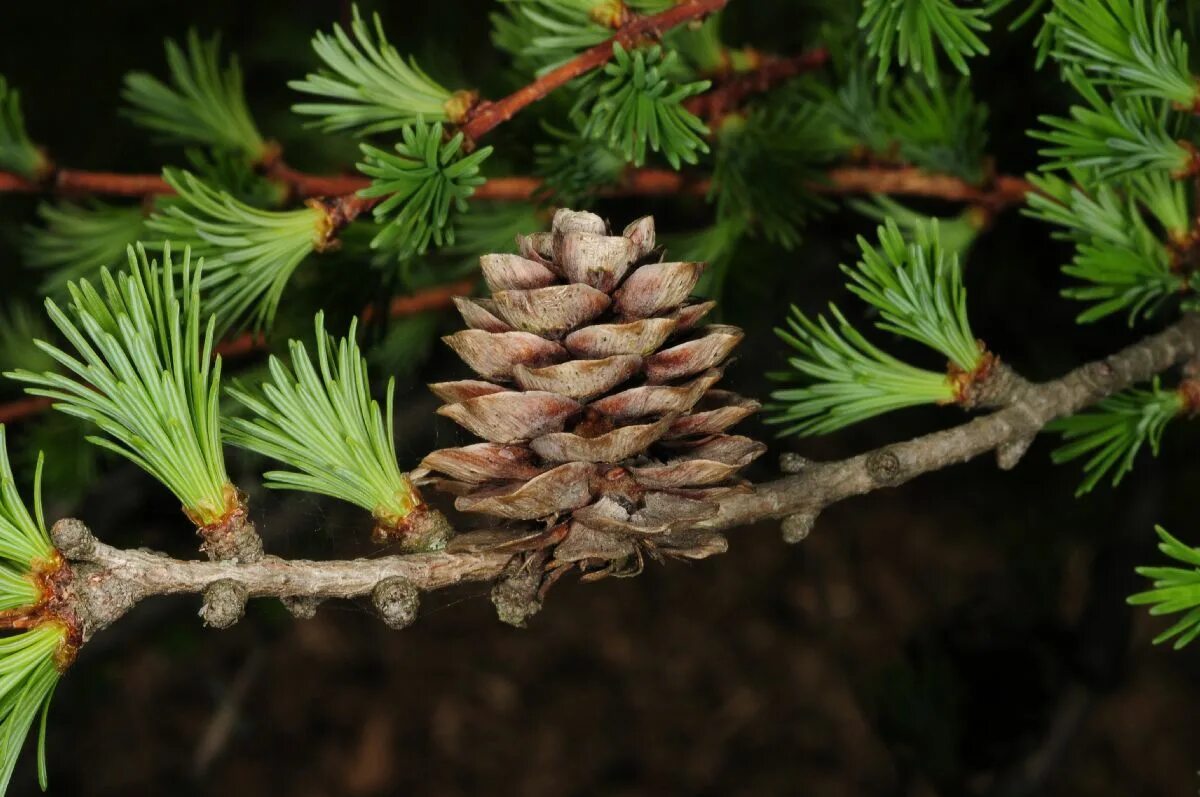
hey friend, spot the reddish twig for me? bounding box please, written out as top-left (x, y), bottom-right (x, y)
top-left (54, 170), bottom-right (172, 196)
top-left (0, 166), bottom-right (360, 199)
top-left (0, 397), bottom-right (53, 425)
top-left (596, 165), bottom-right (1032, 209)
top-left (459, 0), bottom-right (731, 142)
top-left (685, 47), bottom-right (831, 123)
top-left (472, 175), bottom-right (542, 200)
top-left (452, 166), bottom-right (1034, 209)
top-left (819, 166), bottom-right (1034, 211)
top-left (361, 278), bottom-right (477, 324)
top-left (0, 165), bottom-right (1032, 209)
top-left (0, 172), bottom-right (39, 192)
top-left (263, 161), bottom-right (370, 199)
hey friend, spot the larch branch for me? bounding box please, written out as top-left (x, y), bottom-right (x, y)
top-left (55, 313), bottom-right (1200, 638)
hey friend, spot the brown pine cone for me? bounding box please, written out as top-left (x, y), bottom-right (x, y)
top-left (418, 209), bottom-right (763, 576)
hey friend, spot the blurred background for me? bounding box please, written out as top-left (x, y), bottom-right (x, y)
top-left (1, 1), bottom-right (1199, 795)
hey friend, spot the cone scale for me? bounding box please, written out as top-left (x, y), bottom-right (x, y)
top-left (419, 210), bottom-right (764, 570)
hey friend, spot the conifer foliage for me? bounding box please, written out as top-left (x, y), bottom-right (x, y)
top-left (7, 245), bottom-right (235, 527)
top-left (226, 313), bottom-right (441, 548)
top-left (769, 219), bottom-right (986, 436)
top-left (3, 0), bottom-right (1200, 790)
top-left (122, 31), bottom-right (267, 160)
top-left (0, 428), bottom-right (66, 794)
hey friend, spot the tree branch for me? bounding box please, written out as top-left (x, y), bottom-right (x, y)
top-left (51, 313), bottom-right (1200, 639)
top-left (459, 0), bottom-right (731, 142)
top-left (0, 165), bottom-right (1034, 212)
top-left (708, 314), bottom-right (1200, 529)
top-left (820, 166), bottom-right (1033, 211)
top-left (685, 47), bottom-right (831, 124)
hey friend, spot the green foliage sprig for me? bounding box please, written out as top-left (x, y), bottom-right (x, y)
top-left (768, 304), bottom-right (960, 436)
top-left (367, 312), bottom-right (441, 378)
top-left (225, 313), bottom-right (420, 529)
top-left (7, 245), bottom-right (235, 527)
top-left (769, 221), bottom-right (981, 435)
top-left (357, 121), bottom-right (492, 260)
top-left (813, 53), bottom-right (895, 156)
top-left (843, 219), bottom-right (984, 371)
top-left (182, 148), bottom-right (288, 208)
top-left (1129, 526), bottom-right (1200, 648)
top-left (1032, 69), bottom-right (1193, 179)
top-left (1048, 377), bottom-right (1183, 494)
top-left (663, 217), bottom-right (746, 300)
top-left (1130, 168), bottom-right (1190, 241)
top-left (0, 623), bottom-right (62, 794)
top-left (148, 169), bottom-right (325, 330)
top-left (291, 6), bottom-right (458, 135)
top-left (859, 0), bottom-right (991, 85)
top-left (848, 195), bottom-right (983, 257)
top-left (0, 427), bottom-right (64, 795)
top-left (440, 202), bottom-right (541, 264)
top-left (0, 304), bottom-right (57, 376)
top-left (812, 56), bottom-right (990, 183)
top-left (1047, 0), bottom-right (1198, 109)
top-left (0, 76), bottom-right (45, 179)
top-left (882, 78), bottom-right (989, 183)
top-left (122, 31), bottom-right (266, 160)
top-left (0, 428), bottom-right (55, 602)
top-left (533, 123), bottom-right (625, 207)
top-left (1025, 172), bottom-right (1183, 323)
top-left (23, 202), bottom-right (147, 293)
top-left (571, 43), bottom-right (710, 169)
top-left (710, 102), bottom-right (839, 249)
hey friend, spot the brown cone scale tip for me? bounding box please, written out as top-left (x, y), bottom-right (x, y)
top-left (419, 210), bottom-right (763, 570)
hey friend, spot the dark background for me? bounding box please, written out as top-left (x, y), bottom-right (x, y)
top-left (2, 1), bottom-right (1199, 795)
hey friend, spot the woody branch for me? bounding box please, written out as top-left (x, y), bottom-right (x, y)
top-left (53, 313), bottom-right (1200, 637)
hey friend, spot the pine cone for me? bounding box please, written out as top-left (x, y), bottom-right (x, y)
top-left (419, 209), bottom-right (764, 574)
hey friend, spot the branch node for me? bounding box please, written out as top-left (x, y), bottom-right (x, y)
top-left (198, 505), bottom-right (264, 564)
top-left (955, 357), bottom-right (1031, 410)
top-left (51, 518), bottom-right (97, 561)
top-left (200, 579), bottom-right (248, 629)
top-left (865, 449), bottom-right (904, 486)
top-left (373, 504), bottom-right (453, 553)
top-left (996, 435), bottom-right (1036, 471)
top-left (491, 559), bottom-right (543, 628)
top-left (372, 577), bottom-right (420, 630)
top-left (281, 596), bottom-right (323, 620)
top-left (1089, 359), bottom-right (1120, 394)
top-left (779, 452), bottom-right (813, 474)
top-left (781, 512), bottom-right (817, 544)
top-left (69, 563), bottom-right (142, 643)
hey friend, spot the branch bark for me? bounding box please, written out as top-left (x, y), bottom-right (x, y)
top-left (53, 313), bottom-right (1200, 639)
